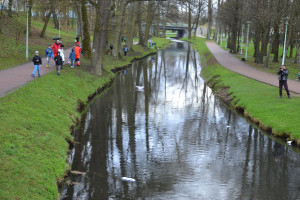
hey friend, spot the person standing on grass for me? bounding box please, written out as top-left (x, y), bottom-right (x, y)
top-left (277, 65), bottom-right (291, 99)
top-left (45, 45), bottom-right (53, 68)
top-left (123, 45), bottom-right (128, 56)
top-left (69, 49), bottom-right (76, 68)
top-left (58, 44), bottom-right (65, 69)
top-left (31, 51), bottom-right (42, 77)
top-left (74, 42), bottom-right (82, 66)
top-left (54, 52), bottom-right (63, 75)
top-left (110, 44), bottom-right (114, 56)
top-left (51, 40), bottom-right (61, 58)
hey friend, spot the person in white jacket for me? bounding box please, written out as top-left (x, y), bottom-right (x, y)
top-left (58, 44), bottom-right (65, 69)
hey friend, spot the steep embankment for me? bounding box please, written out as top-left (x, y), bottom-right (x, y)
top-left (184, 37), bottom-right (300, 146)
top-left (0, 37), bottom-right (171, 199)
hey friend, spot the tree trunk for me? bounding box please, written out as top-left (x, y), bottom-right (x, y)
top-left (8, 0), bottom-right (13, 17)
top-left (112, 0), bottom-right (127, 58)
top-left (127, 2), bottom-right (138, 50)
top-left (144, 1), bottom-right (154, 46)
top-left (81, 0), bottom-right (92, 59)
top-left (137, 2), bottom-right (144, 46)
top-left (40, 11), bottom-right (52, 38)
top-left (272, 23), bottom-right (279, 62)
top-left (91, 0), bottom-right (110, 75)
top-left (207, 0), bottom-right (212, 39)
top-left (188, 2), bottom-right (192, 39)
top-left (264, 39), bottom-right (273, 68)
top-left (76, 2), bottom-right (83, 38)
top-left (294, 45), bottom-right (299, 64)
top-left (254, 27), bottom-right (261, 63)
top-left (28, 0), bottom-right (33, 35)
top-left (53, 12), bottom-right (59, 30)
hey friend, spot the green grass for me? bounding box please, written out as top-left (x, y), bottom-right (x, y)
top-left (218, 40), bottom-right (300, 80)
top-left (0, 14), bottom-right (76, 70)
top-left (184, 37), bottom-right (300, 145)
top-left (0, 36), bottom-right (171, 199)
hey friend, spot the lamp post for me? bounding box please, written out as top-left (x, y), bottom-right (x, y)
top-left (76, 13), bottom-right (78, 36)
top-left (282, 17), bottom-right (289, 66)
top-left (240, 24), bottom-right (245, 55)
top-left (58, 13), bottom-right (61, 38)
top-left (245, 21), bottom-right (251, 60)
top-left (26, 4), bottom-right (31, 60)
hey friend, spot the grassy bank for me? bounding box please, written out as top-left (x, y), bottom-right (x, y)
top-left (0, 14), bottom-right (76, 71)
top-left (0, 37), bottom-right (171, 199)
top-left (184, 37), bottom-right (300, 145)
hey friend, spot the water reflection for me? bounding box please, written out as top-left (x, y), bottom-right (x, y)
top-left (61, 41), bottom-right (300, 200)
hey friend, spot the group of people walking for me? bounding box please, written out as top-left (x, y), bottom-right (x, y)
top-left (31, 38), bottom-right (82, 77)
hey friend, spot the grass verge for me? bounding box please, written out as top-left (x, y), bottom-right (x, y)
top-left (184, 37), bottom-right (300, 146)
top-left (0, 37), bottom-right (171, 199)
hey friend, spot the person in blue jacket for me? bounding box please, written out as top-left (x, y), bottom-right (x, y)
top-left (45, 45), bottom-right (53, 68)
top-left (69, 49), bottom-right (76, 68)
top-left (123, 45), bottom-right (129, 56)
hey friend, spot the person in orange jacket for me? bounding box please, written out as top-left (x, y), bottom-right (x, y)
top-left (74, 42), bottom-right (82, 66)
top-left (51, 40), bottom-right (61, 58)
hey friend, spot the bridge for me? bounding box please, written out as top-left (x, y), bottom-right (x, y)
top-left (145, 23), bottom-right (195, 38)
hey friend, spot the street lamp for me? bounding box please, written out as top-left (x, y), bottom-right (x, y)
top-left (26, 4), bottom-right (31, 60)
top-left (245, 21), bottom-right (251, 61)
top-left (282, 17), bottom-right (290, 66)
top-left (240, 24), bottom-right (245, 55)
top-left (58, 12), bottom-right (61, 38)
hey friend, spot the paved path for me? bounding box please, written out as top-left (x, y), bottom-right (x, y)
top-left (0, 48), bottom-right (71, 98)
top-left (206, 41), bottom-right (300, 94)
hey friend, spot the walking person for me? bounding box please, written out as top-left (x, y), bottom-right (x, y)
top-left (51, 39), bottom-right (61, 58)
top-left (277, 65), bottom-right (291, 99)
top-left (31, 51), bottom-right (42, 77)
top-left (69, 49), bottom-right (75, 68)
top-left (45, 45), bottom-right (53, 68)
top-left (110, 44), bottom-right (114, 56)
top-left (123, 36), bottom-right (127, 44)
top-left (123, 45), bottom-right (128, 56)
top-left (74, 42), bottom-right (82, 66)
top-left (54, 52), bottom-right (63, 75)
top-left (58, 44), bottom-right (65, 69)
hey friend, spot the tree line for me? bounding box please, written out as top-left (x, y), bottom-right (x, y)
top-left (215, 0), bottom-right (300, 68)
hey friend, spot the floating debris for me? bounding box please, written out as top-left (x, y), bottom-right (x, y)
top-left (287, 141), bottom-right (292, 145)
top-left (71, 171), bottom-right (86, 176)
top-left (121, 177), bottom-right (136, 182)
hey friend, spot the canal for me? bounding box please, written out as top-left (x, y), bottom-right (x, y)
top-left (61, 41), bottom-right (300, 200)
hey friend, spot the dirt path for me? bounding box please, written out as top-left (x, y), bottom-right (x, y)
top-left (206, 41), bottom-right (300, 94)
top-left (0, 48), bottom-right (72, 98)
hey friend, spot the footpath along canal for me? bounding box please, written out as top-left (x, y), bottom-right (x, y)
top-left (60, 41), bottom-right (300, 200)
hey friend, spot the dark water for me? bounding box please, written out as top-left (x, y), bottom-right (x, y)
top-left (61, 41), bottom-right (300, 200)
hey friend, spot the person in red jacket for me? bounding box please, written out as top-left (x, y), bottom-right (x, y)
top-left (51, 40), bottom-right (61, 58)
top-left (74, 42), bottom-right (82, 66)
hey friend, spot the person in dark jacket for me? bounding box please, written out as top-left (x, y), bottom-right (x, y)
top-left (31, 51), bottom-right (42, 77)
top-left (277, 65), bottom-right (291, 99)
top-left (54, 52), bottom-right (63, 75)
top-left (110, 44), bottom-right (114, 56)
